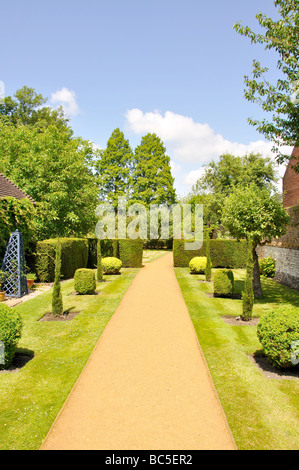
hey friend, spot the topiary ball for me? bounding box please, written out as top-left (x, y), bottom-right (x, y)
top-left (257, 307), bottom-right (299, 369)
top-left (74, 268), bottom-right (96, 295)
top-left (0, 304), bottom-right (23, 369)
top-left (189, 256), bottom-right (207, 274)
top-left (102, 257), bottom-right (122, 275)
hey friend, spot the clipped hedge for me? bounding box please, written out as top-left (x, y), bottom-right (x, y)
top-left (36, 238), bottom-right (89, 282)
top-left (74, 268), bottom-right (96, 295)
top-left (87, 238), bottom-right (143, 269)
top-left (189, 256), bottom-right (207, 274)
top-left (214, 269), bottom-right (234, 298)
top-left (173, 239), bottom-right (247, 268)
top-left (257, 307), bottom-right (299, 369)
top-left (118, 239), bottom-right (143, 268)
top-left (102, 257), bottom-right (122, 274)
top-left (0, 303), bottom-right (23, 369)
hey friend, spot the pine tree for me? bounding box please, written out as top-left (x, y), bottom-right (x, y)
top-left (132, 133), bottom-right (176, 207)
top-left (95, 128), bottom-right (133, 209)
top-left (97, 239), bottom-right (103, 282)
top-left (242, 238), bottom-right (254, 321)
top-left (52, 240), bottom-right (63, 316)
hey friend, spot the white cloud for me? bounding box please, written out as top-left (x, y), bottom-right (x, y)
top-left (182, 167), bottom-right (207, 187)
top-left (125, 108), bottom-right (292, 164)
top-left (51, 87), bottom-right (79, 117)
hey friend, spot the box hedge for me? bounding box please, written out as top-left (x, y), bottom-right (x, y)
top-left (74, 268), bottom-right (96, 295)
top-left (257, 307), bottom-right (299, 369)
top-left (189, 256), bottom-right (207, 274)
top-left (87, 238), bottom-right (143, 269)
top-left (0, 303), bottom-right (23, 369)
top-left (214, 269), bottom-right (234, 298)
top-left (173, 239), bottom-right (247, 268)
top-left (102, 257), bottom-right (122, 274)
top-left (36, 238), bottom-right (89, 282)
top-left (118, 239), bottom-right (143, 268)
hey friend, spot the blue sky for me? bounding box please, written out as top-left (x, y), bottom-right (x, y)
top-left (0, 0), bottom-right (289, 195)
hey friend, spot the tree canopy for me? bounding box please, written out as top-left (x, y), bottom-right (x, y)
top-left (132, 133), bottom-right (177, 207)
top-left (234, 0), bottom-right (299, 167)
top-left (95, 128), bottom-right (134, 209)
top-left (221, 183), bottom-right (290, 297)
top-left (0, 87), bottom-right (98, 239)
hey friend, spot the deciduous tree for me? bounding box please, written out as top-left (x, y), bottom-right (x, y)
top-left (221, 183), bottom-right (290, 298)
top-left (234, 0), bottom-right (299, 167)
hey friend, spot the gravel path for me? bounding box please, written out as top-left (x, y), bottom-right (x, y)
top-left (40, 252), bottom-right (236, 450)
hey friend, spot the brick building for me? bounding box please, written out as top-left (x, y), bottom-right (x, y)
top-left (282, 147), bottom-right (299, 208)
top-left (0, 172), bottom-right (35, 204)
top-left (258, 147), bottom-right (299, 290)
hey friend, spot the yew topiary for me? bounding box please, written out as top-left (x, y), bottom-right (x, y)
top-left (74, 268), bottom-right (96, 295)
top-left (102, 257), bottom-right (122, 275)
top-left (0, 304), bottom-right (23, 369)
top-left (257, 307), bottom-right (299, 369)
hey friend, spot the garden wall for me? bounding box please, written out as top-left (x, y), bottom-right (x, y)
top-left (257, 204), bottom-right (299, 291)
top-left (173, 239), bottom-right (247, 268)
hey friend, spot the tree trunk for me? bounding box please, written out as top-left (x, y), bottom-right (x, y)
top-left (252, 244), bottom-right (263, 298)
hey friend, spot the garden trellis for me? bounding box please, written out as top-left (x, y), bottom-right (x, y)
top-left (1, 230), bottom-right (28, 298)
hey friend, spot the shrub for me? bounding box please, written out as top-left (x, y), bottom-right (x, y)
top-left (36, 238), bottom-right (88, 282)
top-left (257, 307), bottom-right (299, 369)
top-left (0, 304), bottom-right (23, 369)
top-left (74, 268), bottom-right (96, 295)
top-left (189, 256), bottom-right (207, 274)
top-left (214, 269), bottom-right (234, 297)
top-left (173, 239), bottom-right (247, 268)
top-left (102, 257), bottom-right (122, 274)
top-left (118, 239), bottom-right (143, 268)
top-left (259, 257), bottom-right (276, 278)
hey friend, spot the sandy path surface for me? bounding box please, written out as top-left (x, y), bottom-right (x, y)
top-left (40, 253), bottom-right (236, 450)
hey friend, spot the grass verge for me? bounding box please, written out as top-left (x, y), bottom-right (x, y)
top-left (175, 267), bottom-right (299, 450)
top-left (0, 268), bottom-right (139, 450)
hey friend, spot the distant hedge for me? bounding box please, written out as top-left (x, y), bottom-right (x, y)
top-left (118, 239), bottom-right (143, 268)
top-left (36, 238), bottom-right (89, 282)
top-left (173, 239), bottom-right (247, 268)
top-left (87, 238), bottom-right (143, 269)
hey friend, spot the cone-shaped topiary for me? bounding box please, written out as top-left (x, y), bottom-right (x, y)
top-left (97, 239), bottom-right (103, 282)
top-left (52, 240), bottom-right (63, 316)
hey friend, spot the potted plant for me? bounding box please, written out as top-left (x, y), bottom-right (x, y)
top-left (26, 273), bottom-right (37, 289)
top-left (0, 270), bottom-right (7, 302)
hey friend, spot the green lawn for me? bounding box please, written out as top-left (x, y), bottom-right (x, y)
top-left (142, 249), bottom-right (170, 263)
top-left (0, 268), bottom-right (139, 450)
top-left (175, 267), bottom-right (299, 450)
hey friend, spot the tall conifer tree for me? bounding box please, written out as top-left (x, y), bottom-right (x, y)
top-left (132, 133), bottom-right (176, 207)
top-left (96, 128), bottom-right (133, 209)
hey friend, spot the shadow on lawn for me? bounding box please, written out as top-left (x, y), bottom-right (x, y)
top-left (233, 276), bottom-right (299, 309)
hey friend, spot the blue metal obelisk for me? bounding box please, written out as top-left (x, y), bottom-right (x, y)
top-left (1, 230), bottom-right (28, 298)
